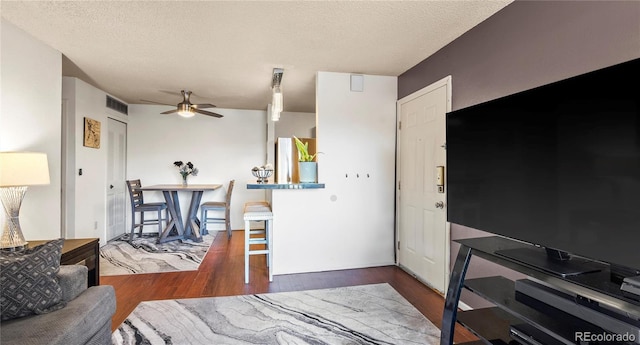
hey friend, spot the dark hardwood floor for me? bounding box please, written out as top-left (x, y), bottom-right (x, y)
top-left (101, 230), bottom-right (476, 343)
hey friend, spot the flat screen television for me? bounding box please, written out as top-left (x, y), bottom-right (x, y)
top-left (446, 58), bottom-right (640, 276)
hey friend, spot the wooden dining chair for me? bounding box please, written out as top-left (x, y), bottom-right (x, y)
top-left (126, 179), bottom-right (168, 243)
top-left (200, 180), bottom-right (235, 238)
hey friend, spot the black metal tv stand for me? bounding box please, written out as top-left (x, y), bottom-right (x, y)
top-left (440, 236), bottom-right (640, 345)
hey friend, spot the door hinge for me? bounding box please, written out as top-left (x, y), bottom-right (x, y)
top-left (397, 241), bottom-right (400, 250)
top-left (398, 121), bottom-right (402, 130)
top-left (398, 181), bottom-right (401, 190)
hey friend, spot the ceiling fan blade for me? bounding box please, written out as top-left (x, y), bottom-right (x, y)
top-left (192, 103), bottom-right (217, 109)
top-left (160, 109), bottom-right (178, 115)
top-left (158, 90), bottom-right (184, 96)
top-left (192, 108), bottom-right (223, 118)
top-left (140, 99), bottom-right (174, 106)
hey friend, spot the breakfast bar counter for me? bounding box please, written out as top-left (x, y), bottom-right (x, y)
top-left (246, 182), bottom-right (325, 189)
top-left (244, 181), bottom-right (329, 277)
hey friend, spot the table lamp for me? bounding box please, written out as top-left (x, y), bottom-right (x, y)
top-left (0, 152), bottom-right (50, 250)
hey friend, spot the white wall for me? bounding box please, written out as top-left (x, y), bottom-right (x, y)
top-left (274, 111), bottom-right (315, 139)
top-left (127, 105), bottom-right (268, 231)
top-left (62, 77), bottom-right (129, 245)
top-left (62, 79), bottom-right (272, 243)
top-left (1, 19), bottom-right (62, 240)
top-left (271, 72), bottom-right (397, 274)
top-left (266, 110), bottom-right (315, 169)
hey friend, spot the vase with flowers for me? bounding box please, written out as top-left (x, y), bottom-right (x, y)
top-left (173, 161), bottom-right (198, 186)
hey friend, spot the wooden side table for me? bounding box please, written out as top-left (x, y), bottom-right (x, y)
top-left (28, 238), bottom-right (100, 287)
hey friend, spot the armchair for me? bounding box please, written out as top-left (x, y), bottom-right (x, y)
top-left (0, 265), bottom-right (116, 345)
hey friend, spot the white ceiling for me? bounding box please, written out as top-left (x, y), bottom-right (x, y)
top-left (1, 1), bottom-right (512, 113)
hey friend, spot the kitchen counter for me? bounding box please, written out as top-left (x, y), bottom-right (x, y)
top-left (246, 182), bottom-right (325, 189)
top-left (244, 181), bottom-right (328, 276)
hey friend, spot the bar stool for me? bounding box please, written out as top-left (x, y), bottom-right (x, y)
top-left (243, 201), bottom-right (273, 284)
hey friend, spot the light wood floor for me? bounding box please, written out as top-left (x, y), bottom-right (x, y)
top-left (101, 230), bottom-right (476, 343)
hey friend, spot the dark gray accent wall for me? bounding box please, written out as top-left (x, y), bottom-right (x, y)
top-left (399, 1), bottom-right (640, 111)
top-left (398, 0), bottom-right (640, 308)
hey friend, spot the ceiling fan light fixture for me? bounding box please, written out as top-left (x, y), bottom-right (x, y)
top-left (178, 110), bottom-right (195, 118)
top-left (145, 90), bottom-right (223, 118)
top-left (177, 103), bottom-right (195, 118)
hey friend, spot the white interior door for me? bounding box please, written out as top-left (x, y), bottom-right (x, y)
top-left (397, 76), bottom-right (451, 293)
top-left (107, 118), bottom-right (127, 240)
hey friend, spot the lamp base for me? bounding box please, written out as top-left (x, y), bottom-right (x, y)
top-left (1, 186), bottom-right (29, 250)
top-left (0, 242), bottom-right (28, 252)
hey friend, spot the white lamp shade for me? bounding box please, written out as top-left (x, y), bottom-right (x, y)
top-left (0, 152), bottom-right (50, 187)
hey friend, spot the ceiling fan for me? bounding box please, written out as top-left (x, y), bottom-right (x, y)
top-left (141, 90), bottom-right (223, 118)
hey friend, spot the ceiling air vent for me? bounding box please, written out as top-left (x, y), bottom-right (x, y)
top-left (106, 96), bottom-right (128, 115)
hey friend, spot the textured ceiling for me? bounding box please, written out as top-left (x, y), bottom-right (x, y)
top-left (1, 1), bottom-right (512, 113)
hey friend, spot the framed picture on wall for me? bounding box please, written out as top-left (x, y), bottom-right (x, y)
top-left (84, 117), bottom-right (101, 149)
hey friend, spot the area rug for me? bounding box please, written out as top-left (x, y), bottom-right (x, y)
top-left (100, 233), bottom-right (216, 275)
top-left (111, 283), bottom-right (441, 345)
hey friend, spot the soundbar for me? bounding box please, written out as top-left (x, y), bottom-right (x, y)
top-left (515, 279), bottom-right (640, 344)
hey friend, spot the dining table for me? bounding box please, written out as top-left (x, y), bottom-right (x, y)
top-left (137, 184), bottom-right (222, 243)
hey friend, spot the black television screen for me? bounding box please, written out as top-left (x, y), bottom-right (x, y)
top-left (446, 58), bottom-right (640, 272)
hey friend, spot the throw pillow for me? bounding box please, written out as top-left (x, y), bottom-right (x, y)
top-left (0, 238), bottom-right (66, 321)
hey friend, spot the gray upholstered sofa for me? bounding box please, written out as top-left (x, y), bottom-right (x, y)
top-left (0, 265), bottom-right (116, 345)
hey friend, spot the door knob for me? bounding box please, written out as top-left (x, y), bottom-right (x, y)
top-left (435, 201), bottom-right (445, 209)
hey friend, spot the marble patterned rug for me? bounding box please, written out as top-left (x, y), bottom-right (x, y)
top-left (111, 283), bottom-right (441, 345)
top-left (100, 233), bottom-right (216, 275)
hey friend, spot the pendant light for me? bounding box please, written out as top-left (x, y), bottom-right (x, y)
top-left (271, 68), bottom-right (284, 121)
